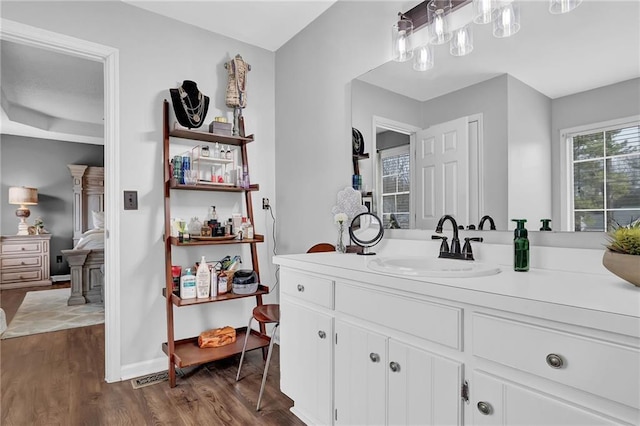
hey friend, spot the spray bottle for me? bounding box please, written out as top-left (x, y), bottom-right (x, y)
top-left (512, 219), bottom-right (529, 272)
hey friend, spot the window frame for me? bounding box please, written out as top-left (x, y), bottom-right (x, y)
top-left (560, 115), bottom-right (640, 232)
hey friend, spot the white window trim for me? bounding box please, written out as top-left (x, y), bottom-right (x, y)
top-left (560, 115), bottom-right (640, 231)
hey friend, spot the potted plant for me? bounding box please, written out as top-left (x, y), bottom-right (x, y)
top-left (603, 219), bottom-right (640, 287)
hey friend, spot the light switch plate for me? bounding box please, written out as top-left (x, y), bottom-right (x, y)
top-left (124, 190), bottom-right (138, 210)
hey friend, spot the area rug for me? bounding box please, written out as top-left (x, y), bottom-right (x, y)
top-left (1, 288), bottom-right (104, 339)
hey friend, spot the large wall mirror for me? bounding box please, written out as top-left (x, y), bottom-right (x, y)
top-left (352, 0), bottom-right (639, 232)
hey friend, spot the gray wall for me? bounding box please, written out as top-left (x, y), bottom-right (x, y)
top-left (2, 0), bottom-right (277, 374)
top-left (420, 74), bottom-right (510, 229)
top-left (1, 135), bottom-right (104, 275)
top-left (507, 75), bottom-right (552, 229)
top-left (377, 131), bottom-right (410, 151)
top-left (550, 77), bottom-right (640, 227)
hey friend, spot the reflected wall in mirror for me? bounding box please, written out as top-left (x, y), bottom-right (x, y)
top-left (352, 0), bottom-right (640, 232)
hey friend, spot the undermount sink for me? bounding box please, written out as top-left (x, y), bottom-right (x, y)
top-left (367, 256), bottom-right (501, 278)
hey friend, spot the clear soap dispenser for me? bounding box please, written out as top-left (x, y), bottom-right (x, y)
top-left (512, 219), bottom-right (529, 272)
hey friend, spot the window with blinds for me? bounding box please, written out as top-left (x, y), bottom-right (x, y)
top-left (570, 122), bottom-right (640, 231)
top-left (380, 145), bottom-right (410, 229)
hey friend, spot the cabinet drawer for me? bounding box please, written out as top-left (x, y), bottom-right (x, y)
top-left (1, 269), bottom-right (42, 283)
top-left (336, 283), bottom-right (462, 350)
top-left (1, 256), bottom-right (41, 269)
top-left (472, 313), bottom-right (640, 409)
top-left (281, 269), bottom-right (334, 309)
top-left (1, 241), bottom-right (43, 255)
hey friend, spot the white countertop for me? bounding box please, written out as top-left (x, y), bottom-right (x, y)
top-left (274, 251), bottom-right (640, 325)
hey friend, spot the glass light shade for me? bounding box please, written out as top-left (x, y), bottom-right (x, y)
top-left (450, 25), bottom-right (474, 56)
top-left (392, 18), bottom-right (414, 62)
top-left (428, 0), bottom-right (452, 45)
top-left (413, 44), bottom-right (435, 71)
top-left (473, 0), bottom-right (494, 24)
top-left (8, 186), bottom-right (38, 205)
top-left (549, 0), bottom-right (582, 14)
top-left (493, 1), bottom-right (520, 38)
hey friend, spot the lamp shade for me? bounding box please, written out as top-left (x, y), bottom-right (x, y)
top-left (8, 187), bottom-right (38, 206)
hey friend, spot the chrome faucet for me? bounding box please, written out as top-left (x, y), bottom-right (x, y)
top-left (432, 214), bottom-right (482, 260)
top-left (478, 215), bottom-right (496, 230)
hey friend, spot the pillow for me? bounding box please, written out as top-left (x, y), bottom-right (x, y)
top-left (92, 211), bottom-right (105, 229)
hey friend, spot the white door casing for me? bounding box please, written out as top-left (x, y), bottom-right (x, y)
top-left (0, 19), bottom-right (121, 382)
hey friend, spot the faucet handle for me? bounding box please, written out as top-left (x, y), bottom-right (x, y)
top-left (462, 237), bottom-right (483, 260)
top-left (431, 235), bottom-right (449, 255)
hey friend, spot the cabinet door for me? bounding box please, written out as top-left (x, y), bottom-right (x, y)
top-left (280, 301), bottom-right (333, 425)
top-left (472, 370), bottom-right (625, 425)
top-left (388, 340), bottom-right (463, 425)
top-left (334, 320), bottom-right (387, 425)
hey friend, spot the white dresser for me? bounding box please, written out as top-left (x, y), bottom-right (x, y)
top-left (0, 234), bottom-right (52, 289)
top-left (274, 251), bottom-right (640, 426)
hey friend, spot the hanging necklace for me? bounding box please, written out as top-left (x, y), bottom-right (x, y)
top-left (178, 85), bottom-right (205, 127)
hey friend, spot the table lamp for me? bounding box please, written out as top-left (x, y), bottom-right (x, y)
top-left (8, 186), bottom-right (38, 235)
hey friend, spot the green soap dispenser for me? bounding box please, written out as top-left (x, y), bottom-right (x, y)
top-left (512, 219), bottom-right (530, 272)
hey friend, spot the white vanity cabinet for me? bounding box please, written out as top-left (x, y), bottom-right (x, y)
top-left (335, 321), bottom-right (463, 425)
top-left (279, 268), bottom-right (334, 425)
top-left (275, 254), bottom-right (640, 426)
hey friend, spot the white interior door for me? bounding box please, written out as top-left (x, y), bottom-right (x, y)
top-left (415, 117), bottom-right (469, 229)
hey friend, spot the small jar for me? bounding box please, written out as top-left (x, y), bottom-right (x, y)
top-left (201, 145), bottom-right (210, 157)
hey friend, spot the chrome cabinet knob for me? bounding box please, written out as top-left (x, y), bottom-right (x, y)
top-left (297, 284), bottom-right (304, 292)
top-left (369, 353), bottom-right (380, 363)
top-left (477, 401), bottom-right (492, 415)
top-left (389, 361), bottom-right (401, 372)
top-left (546, 353), bottom-right (564, 369)
top-left (318, 330), bottom-right (326, 339)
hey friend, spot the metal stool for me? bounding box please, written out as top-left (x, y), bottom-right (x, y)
top-left (236, 304), bottom-right (280, 410)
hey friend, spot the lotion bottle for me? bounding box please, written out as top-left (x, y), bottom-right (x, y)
top-left (512, 219), bottom-right (530, 272)
top-left (196, 256), bottom-right (211, 298)
top-left (180, 267), bottom-right (197, 299)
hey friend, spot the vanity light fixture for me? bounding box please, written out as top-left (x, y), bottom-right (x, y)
top-left (395, 0), bottom-right (581, 71)
top-left (549, 0), bottom-right (582, 14)
top-left (392, 14), bottom-right (414, 62)
top-left (493, 0), bottom-right (520, 38)
top-left (473, 0), bottom-right (494, 24)
top-left (414, 44), bottom-right (435, 70)
top-left (428, 0), bottom-right (453, 44)
top-left (450, 24), bottom-right (474, 56)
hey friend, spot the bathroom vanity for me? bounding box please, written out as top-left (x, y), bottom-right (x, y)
top-left (274, 245), bottom-right (640, 425)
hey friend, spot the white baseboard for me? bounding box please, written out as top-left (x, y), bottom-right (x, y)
top-left (120, 357), bottom-right (168, 381)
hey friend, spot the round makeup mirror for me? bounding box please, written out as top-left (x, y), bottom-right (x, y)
top-left (349, 212), bottom-right (384, 255)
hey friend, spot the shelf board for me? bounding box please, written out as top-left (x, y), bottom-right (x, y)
top-left (170, 128), bottom-right (254, 146)
top-left (163, 285), bottom-right (270, 307)
top-left (169, 234), bottom-right (264, 246)
top-left (162, 327), bottom-right (270, 368)
top-left (353, 153), bottom-right (370, 160)
top-left (169, 179), bottom-right (259, 192)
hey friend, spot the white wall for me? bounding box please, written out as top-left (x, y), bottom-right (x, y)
top-left (351, 79), bottom-right (422, 195)
top-left (1, 1), bottom-right (277, 375)
top-left (507, 75), bottom-right (552, 230)
top-left (275, 1), bottom-right (401, 255)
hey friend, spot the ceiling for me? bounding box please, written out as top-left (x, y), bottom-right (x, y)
top-left (359, 0), bottom-right (640, 102)
top-left (0, 0), bottom-right (337, 144)
top-left (2, 1), bottom-right (638, 143)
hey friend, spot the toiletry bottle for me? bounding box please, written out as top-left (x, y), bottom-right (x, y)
top-left (180, 267), bottom-right (197, 299)
top-left (226, 145), bottom-right (232, 160)
top-left (196, 256), bottom-right (211, 298)
top-left (246, 219), bottom-right (254, 239)
top-left (512, 219), bottom-right (530, 272)
top-left (214, 142), bottom-right (220, 159)
top-left (210, 262), bottom-right (219, 297)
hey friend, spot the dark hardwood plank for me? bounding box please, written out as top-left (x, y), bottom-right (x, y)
top-left (1, 286), bottom-right (302, 425)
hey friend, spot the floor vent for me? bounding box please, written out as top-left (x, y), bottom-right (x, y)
top-left (131, 370), bottom-right (183, 389)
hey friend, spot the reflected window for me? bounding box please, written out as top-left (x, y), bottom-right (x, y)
top-left (569, 122), bottom-right (640, 231)
top-left (380, 145), bottom-right (410, 229)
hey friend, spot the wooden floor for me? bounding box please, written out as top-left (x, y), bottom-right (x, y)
top-left (0, 285), bottom-right (304, 426)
